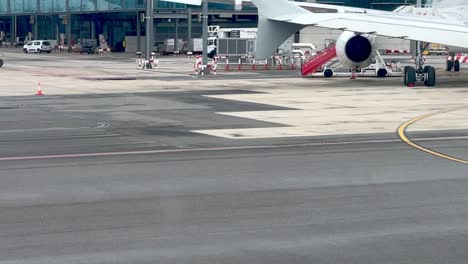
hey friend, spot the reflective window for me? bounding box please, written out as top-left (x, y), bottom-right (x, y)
top-left (4, 0), bottom-right (257, 14)
top-left (83, 0), bottom-right (97, 11)
top-left (41, 0), bottom-right (54, 12)
top-left (70, 0), bottom-right (97, 11)
top-left (123, 0), bottom-right (137, 9)
top-left (55, 0), bottom-right (67, 12)
top-left (11, 0), bottom-right (23, 13)
top-left (0, 1), bottom-right (7, 14)
top-left (156, 1), bottom-right (185, 9)
top-left (69, 0), bottom-right (82, 11)
top-left (41, 0), bottom-right (67, 12)
top-left (24, 0), bottom-right (37, 13)
top-left (136, 0), bottom-right (185, 9)
top-left (98, 0), bottom-right (123, 11)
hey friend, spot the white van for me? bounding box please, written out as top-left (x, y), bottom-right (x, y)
top-left (23, 40), bottom-right (52, 53)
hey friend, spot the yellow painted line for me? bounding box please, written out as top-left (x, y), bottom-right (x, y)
top-left (397, 108), bottom-right (468, 165)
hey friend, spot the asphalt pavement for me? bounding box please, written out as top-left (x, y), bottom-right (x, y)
top-left (0, 89), bottom-right (467, 264)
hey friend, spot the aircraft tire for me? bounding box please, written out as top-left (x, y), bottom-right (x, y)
top-left (0, 58), bottom-right (3, 68)
top-left (323, 69), bottom-right (333, 78)
top-left (424, 66), bottom-right (436, 87)
top-left (404, 66), bottom-right (416, 86)
top-left (454, 60), bottom-right (460, 72)
top-left (377, 68), bottom-right (387, 78)
top-left (446, 60), bottom-right (453, 71)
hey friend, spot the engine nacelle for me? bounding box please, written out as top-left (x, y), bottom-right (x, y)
top-left (335, 32), bottom-right (377, 70)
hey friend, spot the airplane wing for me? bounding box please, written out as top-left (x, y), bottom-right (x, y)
top-left (251, 0), bottom-right (468, 49)
top-left (161, 0), bottom-right (468, 57)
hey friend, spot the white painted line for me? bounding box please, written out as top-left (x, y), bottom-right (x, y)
top-left (0, 135), bottom-right (466, 162)
top-left (96, 122), bottom-right (111, 129)
top-left (0, 127), bottom-right (91, 133)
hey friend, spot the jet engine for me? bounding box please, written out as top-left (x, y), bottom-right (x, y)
top-left (335, 31), bottom-right (377, 70)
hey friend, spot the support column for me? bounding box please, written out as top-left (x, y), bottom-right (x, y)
top-left (11, 16), bottom-right (17, 43)
top-left (150, 13), bottom-right (155, 53)
top-left (66, 14), bottom-right (72, 48)
top-left (36, 0), bottom-right (40, 39)
top-left (187, 8), bottom-right (192, 52)
top-left (136, 12), bottom-right (141, 52)
top-left (66, 0), bottom-right (71, 48)
top-left (175, 18), bottom-right (179, 51)
top-left (34, 15), bottom-right (38, 40)
top-left (50, 15), bottom-right (54, 40)
top-left (145, 0), bottom-right (154, 67)
top-left (55, 22), bottom-right (59, 43)
top-left (91, 20), bottom-right (96, 40)
top-left (202, 0), bottom-right (208, 65)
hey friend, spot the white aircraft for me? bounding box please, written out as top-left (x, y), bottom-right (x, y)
top-left (163, 0), bottom-right (468, 87)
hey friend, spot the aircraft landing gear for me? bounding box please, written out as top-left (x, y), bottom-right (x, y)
top-left (446, 59), bottom-right (453, 71)
top-left (424, 66), bottom-right (436, 87)
top-left (404, 66), bottom-right (416, 87)
top-left (404, 41), bottom-right (436, 87)
top-left (446, 53), bottom-right (460, 72)
top-left (454, 60), bottom-right (460, 72)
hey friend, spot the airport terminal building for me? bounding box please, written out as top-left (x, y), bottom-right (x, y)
top-left (0, 0), bottom-right (421, 51)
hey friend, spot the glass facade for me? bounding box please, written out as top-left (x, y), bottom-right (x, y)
top-left (0, 0), bottom-right (192, 14)
top-left (40, 0), bottom-right (67, 12)
top-left (0, 0), bottom-right (430, 15)
top-left (0, 1), bottom-right (8, 13)
top-left (0, 0), bottom-right (252, 46)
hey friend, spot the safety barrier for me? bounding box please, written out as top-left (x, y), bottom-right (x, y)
top-left (385, 49), bottom-right (410, 54)
top-left (137, 52), bottom-right (159, 70)
top-left (194, 55), bottom-right (218, 75)
top-left (214, 56), bottom-right (301, 72)
top-left (447, 53), bottom-right (468, 63)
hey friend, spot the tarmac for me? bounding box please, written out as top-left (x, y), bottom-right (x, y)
top-left (0, 49), bottom-right (467, 264)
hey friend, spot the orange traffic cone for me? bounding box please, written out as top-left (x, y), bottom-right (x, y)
top-left (36, 82), bottom-right (44, 96)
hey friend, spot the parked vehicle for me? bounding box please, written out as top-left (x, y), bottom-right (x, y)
top-left (23, 40), bottom-right (52, 53)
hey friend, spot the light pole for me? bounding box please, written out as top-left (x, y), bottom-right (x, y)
top-left (145, 0), bottom-right (154, 68)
